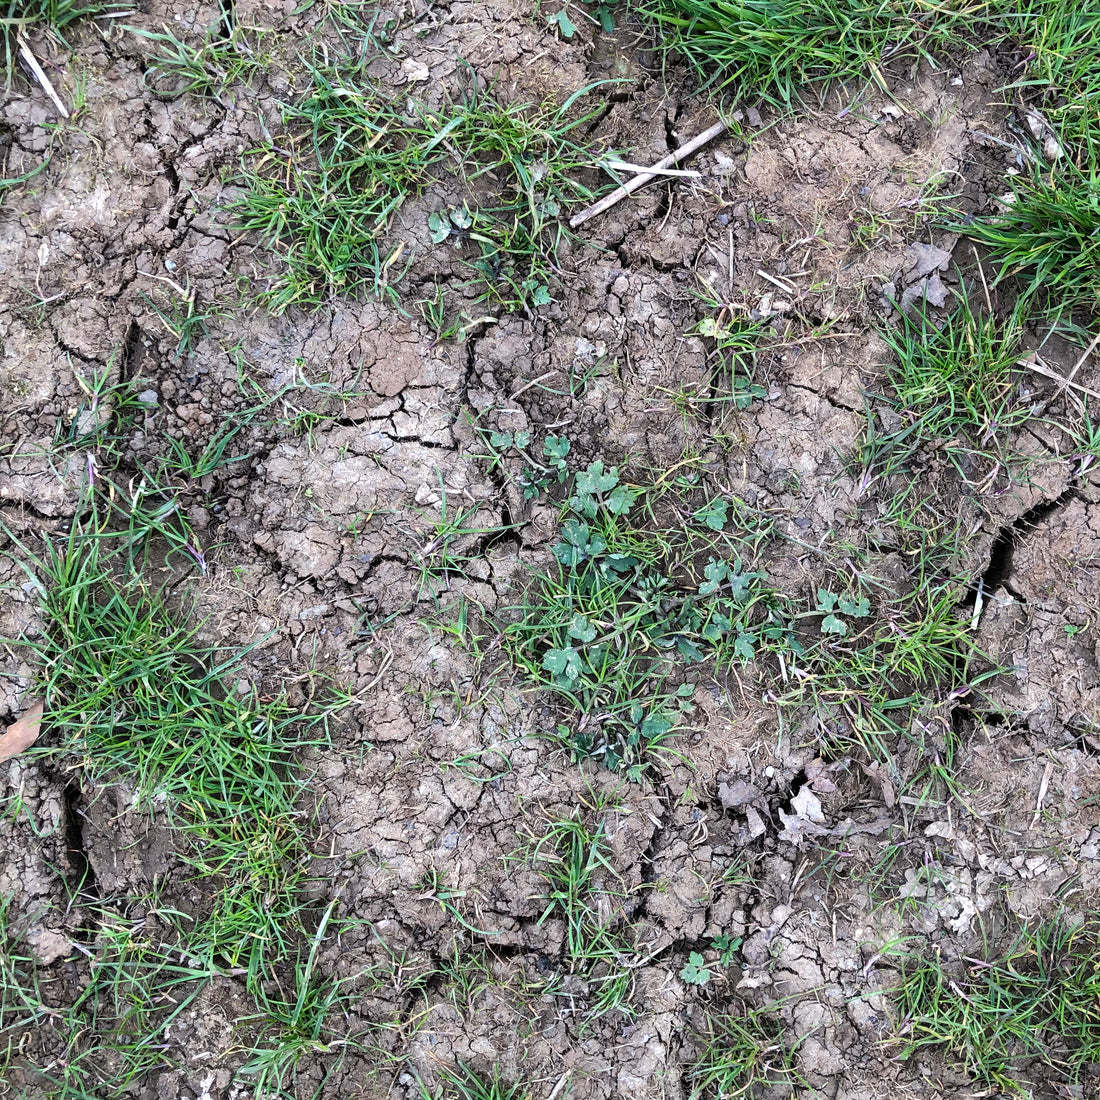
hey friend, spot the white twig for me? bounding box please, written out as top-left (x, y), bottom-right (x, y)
top-left (1062, 328), bottom-right (1100, 394)
top-left (1031, 760), bottom-right (1054, 829)
top-left (600, 158), bottom-right (701, 178)
top-left (545, 1072), bottom-right (571, 1100)
top-left (17, 35), bottom-right (69, 119)
top-left (757, 269), bottom-right (798, 294)
top-left (1018, 355), bottom-right (1100, 401)
top-left (569, 120), bottom-right (727, 228)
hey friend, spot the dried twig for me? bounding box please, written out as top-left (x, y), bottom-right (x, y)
top-left (1031, 760), bottom-right (1054, 829)
top-left (1018, 355), bottom-right (1100, 401)
top-left (1062, 328), bottom-right (1100, 394)
top-left (569, 120), bottom-right (727, 229)
top-left (600, 158), bottom-right (701, 178)
top-left (757, 269), bottom-right (798, 294)
top-left (17, 34), bottom-right (69, 119)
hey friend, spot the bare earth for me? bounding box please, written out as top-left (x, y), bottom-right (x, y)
top-left (3, 3), bottom-right (1100, 1099)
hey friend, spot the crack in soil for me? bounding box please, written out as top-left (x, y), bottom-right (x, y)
top-left (786, 380), bottom-right (860, 415)
top-left (61, 781), bottom-right (99, 941)
top-left (960, 485), bottom-right (1081, 613)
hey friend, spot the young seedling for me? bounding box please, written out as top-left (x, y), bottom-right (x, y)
top-left (679, 952), bottom-right (711, 986)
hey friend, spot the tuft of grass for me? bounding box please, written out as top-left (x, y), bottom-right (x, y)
top-left (959, 149), bottom-right (1100, 317)
top-left (894, 920), bottom-right (1100, 1093)
top-left (880, 293), bottom-right (1027, 446)
top-left (5, 491), bottom-right (346, 984)
top-left (234, 58), bottom-right (436, 311)
top-left (639, 1), bottom-right (1100, 110)
top-left (785, 570), bottom-right (988, 778)
top-left (954, 7), bottom-right (1100, 314)
top-left (2, 0), bottom-right (129, 91)
top-left (1000, 5), bottom-right (1100, 122)
top-left (237, 900), bottom-right (362, 1097)
top-left (528, 808), bottom-right (636, 1020)
top-left (854, 291), bottom-right (1031, 499)
top-left (420, 1062), bottom-right (531, 1100)
top-left (0, 897), bottom-right (52, 1049)
top-left (1, 896), bottom-right (226, 1095)
top-left (235, 54), bottom-right (611, 312)
top-left (124, 21), bottom-right (270, 105)
top-left (688, 1006), bottom-right (802, 1098)
top-left (637, 0), bottom-right (995, 106)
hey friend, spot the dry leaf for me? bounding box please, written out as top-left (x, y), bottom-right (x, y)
top-left (777, 786), bottom-right (829, 844)
top-left (1024, 108), bottom-right (1063, 161)
top-left (790, 785), bottom-right (826, 823)
top-left (903, 241), bottom-right (952, 282)
top-left (739, 806), bottom-right (767, 845)
top-left (900, 271), bottom-right (948, 312)
top-left (860, 761), bottom-right (896, 809)
top-left (400, 58), bottom-right (430, 83)
top-left (718, 778), bottom-right (761, 809)
top-left (805, 757), bottom-right (838, 794)
top-left (0, 701), bottom-right (44, 762)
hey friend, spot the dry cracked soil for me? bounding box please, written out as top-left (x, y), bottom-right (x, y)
top-left (3, 3), bottom-right (1100, 1100)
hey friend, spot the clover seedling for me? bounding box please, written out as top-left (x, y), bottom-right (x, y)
top-left (816, 589), bottom-right (870, 637)
top-left (712, 933), bottom-right (742, 965)
top-left (680, 952), bottom-right (711, 986)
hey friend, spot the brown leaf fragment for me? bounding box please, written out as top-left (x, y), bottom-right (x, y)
top-left (718, 779), bottom-right (761, 810)
top-left (805, 757), bottom-right (838, 794)
top-left (860, 761), bottom-right (896, 809)
top-left (0, 701), bottom-right (44, 762)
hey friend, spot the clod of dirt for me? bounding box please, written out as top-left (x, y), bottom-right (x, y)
top-left (896, 240), bottom-right (955, 312)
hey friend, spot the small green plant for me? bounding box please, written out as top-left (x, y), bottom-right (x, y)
top-left (894, 920), bottom-right (1100, 1093)
top-left (161, 424), bottom-right (249, 480)
top-left (814, 588), bottom-right (870, 637)
top-left (496, 449), bottom-right (802, 772)
top-left (680, 952), bottom-right (711, 986)
top-left (483, 429), bottom-right (572, 499)
top-left (547, 8), bottom-right (577, 37)
top-left (417, 283), bottom-right (463, 341)
top-left (688, 1007), bottom-right (801, 1098)
top-left (139, 283), bottom-right (221, 361)
top-left (236, 55), bottom-right (613, 312)
top-left (693, 313), bottom-right (769, 413)
top-left (1061, 403), bottom-right (1100, 477)
top-left (530, 810), bottom-right (635, 1019)
top-left (693, 496), bottom-right (729, 532)
top-left (712, 933), bottom-right (742, 965)
top-left (410, 481), bottom-right (516, 608)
